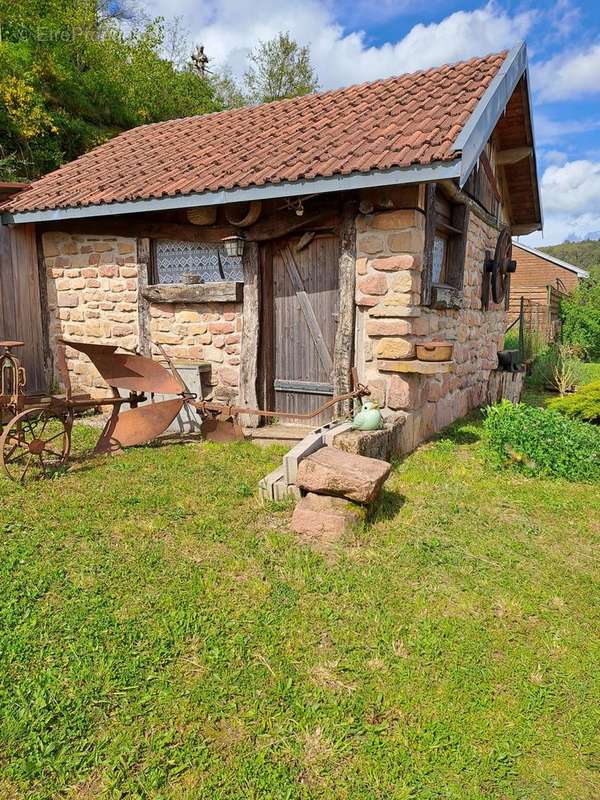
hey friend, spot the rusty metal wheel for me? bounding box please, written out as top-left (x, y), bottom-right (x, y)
top-left (0, 406), bottom-right (72, 483)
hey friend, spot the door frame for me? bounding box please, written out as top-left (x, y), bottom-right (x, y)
top-left (257, 207), bottom-right (356, 421)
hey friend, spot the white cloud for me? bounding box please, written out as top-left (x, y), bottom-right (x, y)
top-left (523, 159), bottom-right (600, 246)
top-left (534, 42), bottom-right (600, 102)
top-left (534, 112), bottom-right (600, 145)
top-left (145, 0), bottom-right (534, 89)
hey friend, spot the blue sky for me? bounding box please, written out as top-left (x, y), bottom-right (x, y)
top-left (149, 0), bottom-right (600, 245)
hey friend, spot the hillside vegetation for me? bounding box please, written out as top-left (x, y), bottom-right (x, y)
top-left (0, 0), bottom-right (221, 181)
top-left (540, 239), bottom-right (600, 279)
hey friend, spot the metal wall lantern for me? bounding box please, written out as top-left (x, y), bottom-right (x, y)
top-left (222, 234), bottom-right (245, 259)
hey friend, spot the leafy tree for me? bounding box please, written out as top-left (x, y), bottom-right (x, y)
top-left (243, 32), bottom-right (318, 104)
top-left (0, 0), bottom-right (220, 180)
top-left (560, 276), bottom-right (600, 360)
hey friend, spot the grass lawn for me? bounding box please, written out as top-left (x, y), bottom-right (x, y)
top-left (0, 416), bottom-right (598, 799)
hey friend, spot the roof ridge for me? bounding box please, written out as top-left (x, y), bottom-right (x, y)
top-left (127, 50), bottom-right (508, 134)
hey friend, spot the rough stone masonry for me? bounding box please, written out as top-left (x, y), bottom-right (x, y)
top-left (42, 232), bottom-right (242, 402)
top-left (353, 206), bottom-right (506, 451)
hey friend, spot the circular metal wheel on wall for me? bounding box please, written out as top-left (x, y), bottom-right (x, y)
top-left (490, 227), bottom-right (516, 305)
top-left (0, 406), bottom-right (72, 483)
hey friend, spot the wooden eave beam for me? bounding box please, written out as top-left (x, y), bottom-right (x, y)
top-left (496, 146), bottom-right (532, 166)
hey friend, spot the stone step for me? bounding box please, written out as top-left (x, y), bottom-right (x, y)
top-left (296, 446), bottom-right (392, 504)
top-left (290, 492), bottom-right (366, 543)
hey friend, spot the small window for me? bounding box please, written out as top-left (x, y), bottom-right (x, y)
top-left (422, 184), bottom-right (469, 307)
top-left (432, 234), bottom-right (447, 284)
top-left (152, 240), bottom-right (243, 284)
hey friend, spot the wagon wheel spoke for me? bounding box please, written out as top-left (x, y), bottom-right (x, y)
top-left (3, 439), bottom-right (26, 462)
top-left (44, 430), bottom-right (67, 444)
top-left (19, 453), bottom-right (34, 483)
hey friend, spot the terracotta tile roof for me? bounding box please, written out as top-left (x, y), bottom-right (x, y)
top-left (3, 51), bottom-right (507, 215)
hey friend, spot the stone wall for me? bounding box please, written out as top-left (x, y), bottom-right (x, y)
top-left (148, 302), bottom-right (242, 402)
top-left (42, 232), bottom-right (242, 401)
top-left (354, 206), bottom-right (507, 450)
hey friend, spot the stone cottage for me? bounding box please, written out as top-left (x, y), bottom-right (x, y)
top-left (0, 43), bottom-right (542, 451)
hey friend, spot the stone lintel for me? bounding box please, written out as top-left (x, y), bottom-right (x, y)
top-left (142, 282), bottom-right (243, 304)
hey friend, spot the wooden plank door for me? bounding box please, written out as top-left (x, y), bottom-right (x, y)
top-left (0, 223), bottom-right (47, 393)
top-left (271, 234), bottom-right (340, 424)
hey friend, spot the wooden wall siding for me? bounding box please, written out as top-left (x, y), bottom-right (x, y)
top-left (511, 246), bottom-right (580, 294)
top-left (0, 223), bottom-right (47, 392)
top-left (272, 234), bottom-right (340, 424)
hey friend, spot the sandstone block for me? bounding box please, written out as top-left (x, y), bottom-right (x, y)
top-left (358, 234), bottom-right (385, 255)
top-left (357, 274), bottom-right (387, 296)
top-left (410, 316), bottom-right (431, 336)
top-left (368, 209), bottom-right (423, 230)
top-left (57, 293), bottom-right (79, 308)
top-left (203, 345), bottom-right (224, 363)
top-left (376, 337), bottom-right (415, 360)
top-left (356, 257), bottom-right (368, 275)
top-left (42, 237), bottom-right (59, 257)
top-left (209, 321), bottom-right (235, 334)
top-left (387, 374), bottom-right (421, 410)
top-left (390, 271), bottom-right (415, 293)
top-left (112, 324), bottom-right (135, 337)
top-left (296, 446), bottom-right (391, 504)
top-left (383, 293), bottom-right (413, 306)
top-left (369, 304), bottom-right (421, 318)
top-left (356, 293), bottom-right (380, 307)
top-left (365, 318), bottom-right (411, 337)
top-left (176, 309), bottom-right (200, 323)
top-left (219, 365), bottom-right (239, 387)
top-left (290, 493), bottom-right (365, 543)
top-left (118, 242), bottom-right (135, 255)
top-left (388, 230), bottom-right (424, 253)
top-left (371, 254), bottom-right (417, 271)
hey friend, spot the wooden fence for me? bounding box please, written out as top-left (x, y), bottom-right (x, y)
top-left (507, 284), bottom-right (566, 344)
top-left (0, 222), bottom-right (48, 392)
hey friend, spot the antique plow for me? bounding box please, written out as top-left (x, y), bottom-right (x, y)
top-left (0, 339), bottom-right (369, 483)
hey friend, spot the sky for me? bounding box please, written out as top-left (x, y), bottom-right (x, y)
top-left (144, 0), bottom-right (600, 246)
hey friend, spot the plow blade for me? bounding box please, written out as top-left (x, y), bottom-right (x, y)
top-left (94, 398), bottom-right (185, 453)
top-left (61, 340), bottom-right (182, 395)
top-left (201, 417), bottom-right (245, 443)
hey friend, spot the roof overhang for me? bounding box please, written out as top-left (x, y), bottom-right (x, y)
top-left (1, 43), bottom-right (542, 230)
top-left (1, 160), bottom-right (461, 225)
top-left (454, 41), bottom-right (542, 234)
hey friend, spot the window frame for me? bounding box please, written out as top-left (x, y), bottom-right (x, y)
top-left (149, 238), bottom-right (244, 286)
top-left (421, 184), bottom-right (469, 309)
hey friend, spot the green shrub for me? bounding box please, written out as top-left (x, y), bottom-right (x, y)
top-left (547, 380), bottom-right (600, 423)
top-left (483, 401), bottom-right (600, 482)
top-left (529, 343), bottom-right (584, 393)
top-left (560, 278), bottom-right (600, 360)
